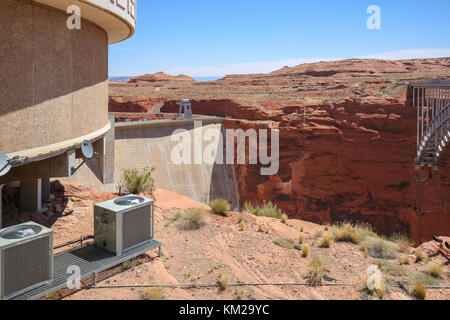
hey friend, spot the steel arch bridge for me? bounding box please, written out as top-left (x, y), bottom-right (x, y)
top-left (410, 80), bottom-right (450, 169)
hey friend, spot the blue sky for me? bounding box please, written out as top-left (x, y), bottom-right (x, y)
top-left (109, 0), bottom-right (450, 77)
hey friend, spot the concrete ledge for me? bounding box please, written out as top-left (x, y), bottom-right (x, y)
top-left (7, 122), bottom-right (112, 162)
top-left (34, 0), bottom-right (136, 44)
top-left (115, 117), bottom-right (224, 129)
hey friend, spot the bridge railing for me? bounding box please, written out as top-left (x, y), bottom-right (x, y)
top-left (410, 82), bottom-right (450, 166)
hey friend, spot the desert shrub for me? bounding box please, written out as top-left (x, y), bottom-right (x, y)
top-left (176, 208), bottom-right (210, 230)
top-left (391, 233), bottom-right (412, 254)
top-left (273, 238), bottom-right (297, 249)
top-left (122, 167), bottom-right (155, 194)
top-left (363, 274), bottom-right (386, 300)
top-left (302, 246), bottom-right (309, 257)
top-left (313, 230), bottom-right (323, 239)
top-left (139, 287), bottom-right (165, 300)
top-left (372, 259), bottom-right (408, 277)
top-left (361, 238), bottom-right (398, 259)
top-left (244, 201), bottom-right (283, 219)
top-left (306, 256), bottom-right (328, 286)
top-left (414, 249), bottom-right (427, 263)
top-left (410, 272), bottom-right (441, 286)
top-left (210, 199), bottom-right (230, 216)
top-left (239, 220), bottom-right (246, 231)
top-left (257, 224), bottom-right (264, 232)
top-left (399, 254), bottom-right (411, 265)
top-left (333, 222), bottom-right (376, 244)
top-left (238, 213), bottom-right (248, 223)
top-left (281, 214), bottom-right (288, 224)
top-left (319, 234), bottom-right (333, 248)
top-left (218, 271), bottom-right (231, 291)
top-left (298, 234), bottom-right (305, 244)
top-left (410, 280), bottom-right (427, 300)
top-left (423, 262), bottom-right (443, 278)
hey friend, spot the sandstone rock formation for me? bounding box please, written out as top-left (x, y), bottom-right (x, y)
top-left (128, 72), bottom-right (195, 84)
top-left (109, 58), bottom-right (450, 244)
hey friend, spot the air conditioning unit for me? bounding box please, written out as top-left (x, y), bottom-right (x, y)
top-left (0, 221), bottom-right (53, 300)
top-left (94, 195), bottom-right (154, 255)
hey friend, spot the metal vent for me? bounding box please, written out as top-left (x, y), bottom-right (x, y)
top-left (123, 206), bottom-right (151, 250)
top-left (3, 237), bottom-right (51, 297)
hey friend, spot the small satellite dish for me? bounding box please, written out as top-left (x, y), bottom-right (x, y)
top-left (0, 151), bottom-right (11, 177)
top-left (71, 140), bottom-right (98, 174)
top-left (81, 140), bottom-right (94, 159)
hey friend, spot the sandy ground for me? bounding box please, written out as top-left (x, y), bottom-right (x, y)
top-left (3, 182), bottom-right (449, 300)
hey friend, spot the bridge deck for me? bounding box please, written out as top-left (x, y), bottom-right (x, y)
top-left (10, 240), bottom-right (162, 300)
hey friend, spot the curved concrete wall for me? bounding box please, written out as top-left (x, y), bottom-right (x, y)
top-left (66, 119), bottom-right (240, 208)
top-left (0, 0), bottom-right (108, 154)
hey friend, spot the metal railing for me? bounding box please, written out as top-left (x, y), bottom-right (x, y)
top-left (411, 83), bottom-right (450, 167)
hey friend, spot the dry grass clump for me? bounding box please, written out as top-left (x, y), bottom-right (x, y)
top-left (298, 234), bottom-right (305, 244)
top-left (333, 222), bottom-right (375, 244)
top-left (362, 274), bottom-right (386, 300)
top-left (281, 214), bottom-right (289, 224)
top-left (319, 233), bottom-right (333, 248)
top-left (139, 287), bottom-right (165, 300)
top-left (239, 220), bottom-right (246, 231)
top-left (306, 256), bottom-right (328, 286)
top-left (313, 230), bottom-right (323, 239)
top-left (244, 201), bottom-right (283, 219)
top-left (398, 254), bottom-right (411, 265)
top-left (410, 280), bottom-right (427, 300)
top-left (361, 238), bottom-right (398, 259)
top-left (423, 262), bottom-right (443, 278)
top-left (176, 208), bottom-right (210, 230)
top-left (302, 246), bottom-right (309, 258)
top-left (210, 198), bottom-right (230, 216)
top-left (257, 224), bottom-right (264, 232)
top-left (414, 249), bottom-right (427, 263)
top-left (391, 233), bottom-right (413, 254)
top-left (217, 270), bottom-right (231, 291)
top-left (122, 167), bottom-right (155, 194)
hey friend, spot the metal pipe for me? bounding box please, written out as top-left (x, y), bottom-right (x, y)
top-left (54, 235), bottom-right (94, 250)
top-left (89, 282), bottom-right (450, 290)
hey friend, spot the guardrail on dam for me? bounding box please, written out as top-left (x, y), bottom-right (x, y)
top-left (65, 117), bottom-right (240, 209)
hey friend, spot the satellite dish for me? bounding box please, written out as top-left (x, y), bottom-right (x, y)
top-left (71, 140), bottom-right (98, 174)
top-left (0, 152), bottom-right (11, 177)
top-left (81, 140), bottom-right (94, 159)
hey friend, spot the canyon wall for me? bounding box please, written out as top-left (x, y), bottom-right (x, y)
top-left (165, 98), bottom-right (449, 244)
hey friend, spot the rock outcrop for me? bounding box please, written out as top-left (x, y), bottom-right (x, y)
top-left (109, 58), bottom-right (450, 244)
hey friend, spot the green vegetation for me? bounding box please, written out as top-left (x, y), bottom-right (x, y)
top-left (210, 199), bottom-right (230, 216)
top-left (306, 256), bottom-right (328, 286)
top-left (122, 167), bottom-right (155, 194)
top-left (273, 237), bottom-right (301, 250)
top-left (361, 238), bottom-right (398, 259)
top-left (244, 201), bottom-right (284, 219)
top-left (372, 259), bottom-right (408, 277)
top-left (175, 208), bottom-right (210, 230)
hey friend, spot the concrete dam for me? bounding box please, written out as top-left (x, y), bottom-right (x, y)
top-left (66, 116), bottom-right (240, 209)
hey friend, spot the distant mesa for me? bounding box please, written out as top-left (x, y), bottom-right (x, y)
top-left (128, 72), bottom-right (196, 83)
